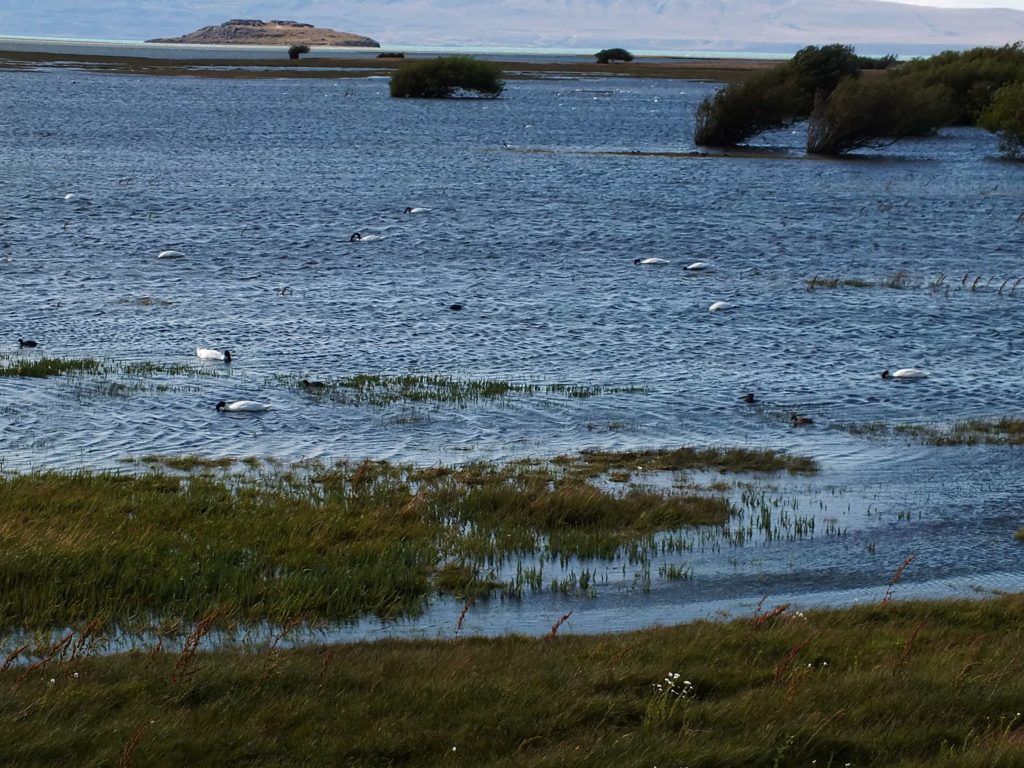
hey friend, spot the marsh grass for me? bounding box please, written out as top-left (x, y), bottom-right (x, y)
top-left (0, 356), bottom-right (226, 381)
top-left (805, 270), bottom-right (910, 291)
top-left (1, 596), bottom-right (1023, 766)
top-left (279, 373), bottom-right (650, 406)
top-left (844, 418), bottom-right (1024, 446)
top-left (0, 446), bottom-right (812, 634)
top-left (807, 271), bottom-right (1024, 298)
top-left (0, 356), bottom-right (102, 378)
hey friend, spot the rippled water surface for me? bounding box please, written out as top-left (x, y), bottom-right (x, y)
top-left (2, 68), bottom-right (1023, 636)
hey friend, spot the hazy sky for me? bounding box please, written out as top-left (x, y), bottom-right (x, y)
top-left (2, 0), bottom-right (1024, 48)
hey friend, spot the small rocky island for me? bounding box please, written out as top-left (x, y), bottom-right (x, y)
top-left (147, 19), bottom-right (380, 47)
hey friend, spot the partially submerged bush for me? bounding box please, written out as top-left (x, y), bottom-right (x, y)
top-left (695, 44), bottom-right (860, 146)
top-left (389, 56), bottom-right (504, 98)
top-left (596, 47), bottom-right (634, 64)
top-left (979, 81), bottom-right (1024, 158)
top-left (807, 76), bottom-right (954, 154)
top-left (288, 44), bottom-right (310, 60)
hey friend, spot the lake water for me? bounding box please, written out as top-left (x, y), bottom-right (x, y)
top-left (1, 65), bottom-right (1023, 639)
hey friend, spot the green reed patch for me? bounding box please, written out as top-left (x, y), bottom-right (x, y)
top-left (805, 270), bottom-right (911, 291)
top-left (0, 356), bottom-right (102, 378)
top-left (844, 418), bottom-right (1024, 446)
top-left (556, 446), bottom-right (818, 477)
top-left (2, 596), bottom-right (1023, 767)
top-left (0, 356), bottom-right (225, 381)
top-left (135, 454), bottom-right (238, 472)
top-left (0, 446), bottom-right (810, 633)
top-left (279, 373), bottom-right (649, 406)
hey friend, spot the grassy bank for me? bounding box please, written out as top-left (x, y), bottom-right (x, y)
top-left (0, 48), bottom-right (772, 82)
top-left (0, 448), bottom-right (814, 635)
top-left (1, 596), bottom-right (1022, 766)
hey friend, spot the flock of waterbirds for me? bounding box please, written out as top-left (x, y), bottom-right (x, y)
top-left (12, 335), bottom-right (930, 428)
top-left (31, 194), bottom-right (932, 423)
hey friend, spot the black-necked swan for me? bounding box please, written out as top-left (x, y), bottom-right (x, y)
top-left (882, 368), bottom-right (929, 380)
top-left (634, 257), bottom-right (669, 265)
top-left (216, 400), bottom-right (271, 412)
top-left (708, 301), bottom-right (733, 312)
top-left (158, 250), bottom-right (186, 260)
top-left (404, 207), bottom-right (430, 214)
top-left (685, 261), bottom-right (710, 271)
top-left (197, 348), bottom-right (231, 363)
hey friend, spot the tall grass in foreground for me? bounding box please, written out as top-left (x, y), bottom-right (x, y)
top-left (0, 448), bottom-right (813, 634)
top-left (1, 596), bottom-right (1022, 766)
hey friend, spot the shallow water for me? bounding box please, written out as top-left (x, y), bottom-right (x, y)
top-left (1, 68), bottom-right (1023, 638)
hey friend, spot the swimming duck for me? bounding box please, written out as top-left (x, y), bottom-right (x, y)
top-left (18, 338), bottom-right (38, 348)
top-left (216, 400), bottom-right (271, 412)
top-left (882, 368), bottom-right (929, 380)
top-left (634, 257), bottom-right (669, 265)
top-left (791, 414), bottom-right (814, 426)
top-left (197, 348), bottom-right (232, 363)
top-left (741, 393), bottom-right (757, 404)
top-left (301, 379), bottom-right (326, 388)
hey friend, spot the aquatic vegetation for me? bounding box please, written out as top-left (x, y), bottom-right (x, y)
top-left (389, 56), bottom-right (504, 98)
top-left (0, 356), bottom-right (101, 378)
top-left (1, 596), bottom-right (1023, 766)
top-left (277, 373), bottom-right (649, 406)
top-left (695, 44), bottom-right (860, 146)
top-left (842, 418), bottom-right (1024, 445)
top-left (135, 454), bottom-right (237, 472)
top-left (0, 446), bottom-right (814, 634)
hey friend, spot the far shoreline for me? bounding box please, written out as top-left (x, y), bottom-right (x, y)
top-left (0, 47), bottom-right (776, 82)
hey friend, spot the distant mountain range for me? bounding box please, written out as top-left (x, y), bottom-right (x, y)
top-left (3, 0), bottom-right (1024, 53)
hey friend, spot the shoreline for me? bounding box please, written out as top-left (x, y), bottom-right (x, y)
top-left (0, 48), bottom-right (775, 82)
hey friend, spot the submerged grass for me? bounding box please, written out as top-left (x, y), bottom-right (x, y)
top-left (0, 356), bottom-right (102, 378)
top-left (0, 447), bottom-right (810, 634)
top-left (0, 356), bottom-right (225, 380)
top-left (1, 596), bottom-right (1023, 766)
top-left (844, 418), bottom-right (1024, 446)
top-left (280, 373), bottom-right (650, 406)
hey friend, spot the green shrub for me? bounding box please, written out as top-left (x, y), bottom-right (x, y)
top-left (978, 81), bottom-right (1024, 158)
top-left (856, 53), bottom-right (898, 70)
top-left (389, 56), bottom-right (504, 98)
top-left (897, 43), bottom-right (1024, 123)
top-left (806, 75), bottom-right (954, 154)
top-left (595, 47), bottom-right (634, 64)
top-left (288, 44), bottom-right (310, 60)
top-left (694, 44), bottom-right (860, 146)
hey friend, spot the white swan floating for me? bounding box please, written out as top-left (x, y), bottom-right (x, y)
top-left (158, 250), bottom-right (186, 260)
top-left (404, 207), bottom-right (430, 214)
top-left (708, 301), bottom-right (733, 313)
top-left (63, 193), bottom-right (78, 202)
top-left (197, 347), bottom-right (232, 363)
top-left (634, 257), bottom-right (669, 265)
top-left (216, 400), bottom-right (271, 412)
top-left (685, 261), bottom-right (710, 271)
top-left (882, 368), bottom-right (929, 380)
